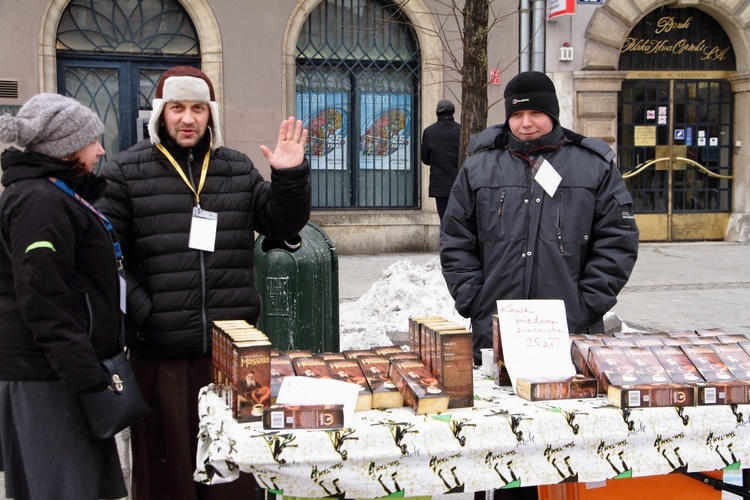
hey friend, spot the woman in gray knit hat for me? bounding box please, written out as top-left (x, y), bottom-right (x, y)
top-left (0, 93), bottom-right (130, 499)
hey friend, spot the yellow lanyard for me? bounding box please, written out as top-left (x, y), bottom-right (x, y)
top-left (157, 143), bottom-right (211, 205)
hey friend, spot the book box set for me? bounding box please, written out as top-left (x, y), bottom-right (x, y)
top-left (485, 313), bottom-right (750, 406)
top-left (212, 317), bottom-right (750, 422)
top-left (571, 329), bottom-right (750, 408)
top-left (212, 320), bottom-right (272, 423)
top-left (211, 316), bottom-right (476, 428)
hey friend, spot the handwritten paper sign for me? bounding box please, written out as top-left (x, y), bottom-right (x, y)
top-left (496, 299), bottom-right (576, 392)
top-left (276, 376), bottom-right (360, 426)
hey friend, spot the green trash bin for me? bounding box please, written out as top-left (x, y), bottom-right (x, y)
top-left (254, 221), bottom-right (339, 353)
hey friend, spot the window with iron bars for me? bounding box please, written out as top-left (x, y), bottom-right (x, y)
top-left (296, 0), bottom-right (421, 209)
top-left (56, 0), bottom-right (200, 164)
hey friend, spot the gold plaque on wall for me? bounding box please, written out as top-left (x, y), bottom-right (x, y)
top-left (655, 146), bottom-right (669, 171)
top-left (672, 145), bottom-right (687, 170)
top-left (634, 126), bottom-right (656, 147)
top-left (654, 145), bottom-right (687, 170)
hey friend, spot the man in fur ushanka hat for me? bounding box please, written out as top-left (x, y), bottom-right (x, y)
top-left (147, 65), bottom-right (223, 149)
top-left (97, 66), bottom-right (311, 500)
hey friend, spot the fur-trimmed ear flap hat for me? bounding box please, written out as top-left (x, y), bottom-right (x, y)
top-left (148, 65), bottom-right (222, 149)
top-left (504, 71), bottom-right (559, 127)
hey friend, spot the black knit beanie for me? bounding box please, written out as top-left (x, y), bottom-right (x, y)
top-left (436, 99), bottom-right (455, 116)
top-left (504, 71), bottom-right (559, 127)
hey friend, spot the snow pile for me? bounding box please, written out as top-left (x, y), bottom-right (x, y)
top-left (338, 256), bottom-right (633, 352)
top-left (339, 257), bottom-right (469, 351)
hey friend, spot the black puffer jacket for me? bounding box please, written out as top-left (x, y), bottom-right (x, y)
top-left (421, 115), bottom-right (461, 198)
top-left (97, 135), bottom-right (311, 358)
top-left (0, 149), bottom-right (120, 392)
top-left (440, 125), bottom-right (639, 361)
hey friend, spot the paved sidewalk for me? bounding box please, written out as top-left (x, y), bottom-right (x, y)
top-left (338, 242), bottom-right (750, 335)
top-left (612, 242), bottom-right (750, 334)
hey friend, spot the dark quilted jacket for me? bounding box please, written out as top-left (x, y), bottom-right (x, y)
top-left (96, 136), bottom-right (311, 358)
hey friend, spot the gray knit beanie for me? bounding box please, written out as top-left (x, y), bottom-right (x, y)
top-left (0, 93), bottom-right (105, 159)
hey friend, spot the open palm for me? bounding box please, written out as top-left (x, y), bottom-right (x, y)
top-left (260, 116), bottom-right (308, 169)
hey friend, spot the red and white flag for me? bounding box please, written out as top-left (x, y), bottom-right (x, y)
top-left (548, 0), bottom-right (575, 20)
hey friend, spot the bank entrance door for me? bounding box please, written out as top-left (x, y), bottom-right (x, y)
top-left (618, 78), bottom-right (733, 241)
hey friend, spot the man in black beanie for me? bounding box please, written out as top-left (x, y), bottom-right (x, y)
top-left (440, 67), bottom-right (639, 400)
top-left (421, 99), bottom-right (461, 221)
top-left (502, 70), bottom-right (560, 128)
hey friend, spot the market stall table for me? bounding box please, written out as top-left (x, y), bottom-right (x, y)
top-left (195, 370), bottom-right (749, 498)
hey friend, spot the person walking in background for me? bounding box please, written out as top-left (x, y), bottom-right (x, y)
top-left (421, 99), bottom-right (461, 221)
top-left (440, 70), bottom-right (639, 368)
top-left (0, 93), bottom-right (127, 499)
top-left (97, 66), bottom-right (311, 500)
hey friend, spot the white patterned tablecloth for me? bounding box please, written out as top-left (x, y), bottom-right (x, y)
top-left (195, 370), bottom-right (749, 498)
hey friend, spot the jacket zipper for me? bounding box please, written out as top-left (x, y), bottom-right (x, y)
top-left (186, 149), bottom-right (210, 355)
top-left (556, 191), bottom-right (564, 253)
top-left (497, 190), bottom-right (505, 217)
top-left (84, 293), bottom-right (94, 338)
top-left (497, 190), bottom-right (506, 237)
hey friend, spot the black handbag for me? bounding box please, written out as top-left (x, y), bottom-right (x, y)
top-left (79, 349), bottom-right (150, 440)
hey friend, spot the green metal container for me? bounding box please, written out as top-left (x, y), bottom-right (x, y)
top-left (254, 222), bottom-right (339, 353)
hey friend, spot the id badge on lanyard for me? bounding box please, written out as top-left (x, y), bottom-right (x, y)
top-left (156, 143), bottom-right (218, 252)
top-left (189, 206), bottom-right (218, 252)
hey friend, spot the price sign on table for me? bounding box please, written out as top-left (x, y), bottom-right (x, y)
top-left (496, 299), bottom-right (577, 391)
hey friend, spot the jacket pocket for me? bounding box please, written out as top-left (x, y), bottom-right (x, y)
top-left (540, 186), bottom-right (595, 247)
top-left (476, 188), bottom-right (509, 242)
top-left (613, 189), bottom-right (637, 231)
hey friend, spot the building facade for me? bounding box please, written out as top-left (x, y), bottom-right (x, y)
top-left (0, 0), bottom-right (518, 254)
top-left (546, 0), bottom-right (750, 243)
top-left (2, 0), bottom-right (750, 253)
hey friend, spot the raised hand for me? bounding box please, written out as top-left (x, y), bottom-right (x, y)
top-left (260, 116), bottom-right (308, 169)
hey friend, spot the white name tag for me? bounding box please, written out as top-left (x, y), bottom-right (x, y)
top-left (188, 207), bottom-right (217, 252)
top-left (533, 158), bottom-right (562, 198)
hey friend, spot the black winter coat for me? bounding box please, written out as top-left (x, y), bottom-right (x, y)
top-left (97, 135), bottom-right (311, 358)
top-left (421, 115), bottom-right (460, 198)
top-left (0, 149), bottom-right (120, 392)
top-left (440, 125), bottom-right (639, 361)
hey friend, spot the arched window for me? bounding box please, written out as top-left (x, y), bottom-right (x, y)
top-left (56, 0), bottom-right (201, 166)
top-left (296, 0), bottom-right (421, 209)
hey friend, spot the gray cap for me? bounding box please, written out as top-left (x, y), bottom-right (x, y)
top-left (0, 93), bottom-right (104, 159)
top-left (436, 99), bottom-right (455, 116)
